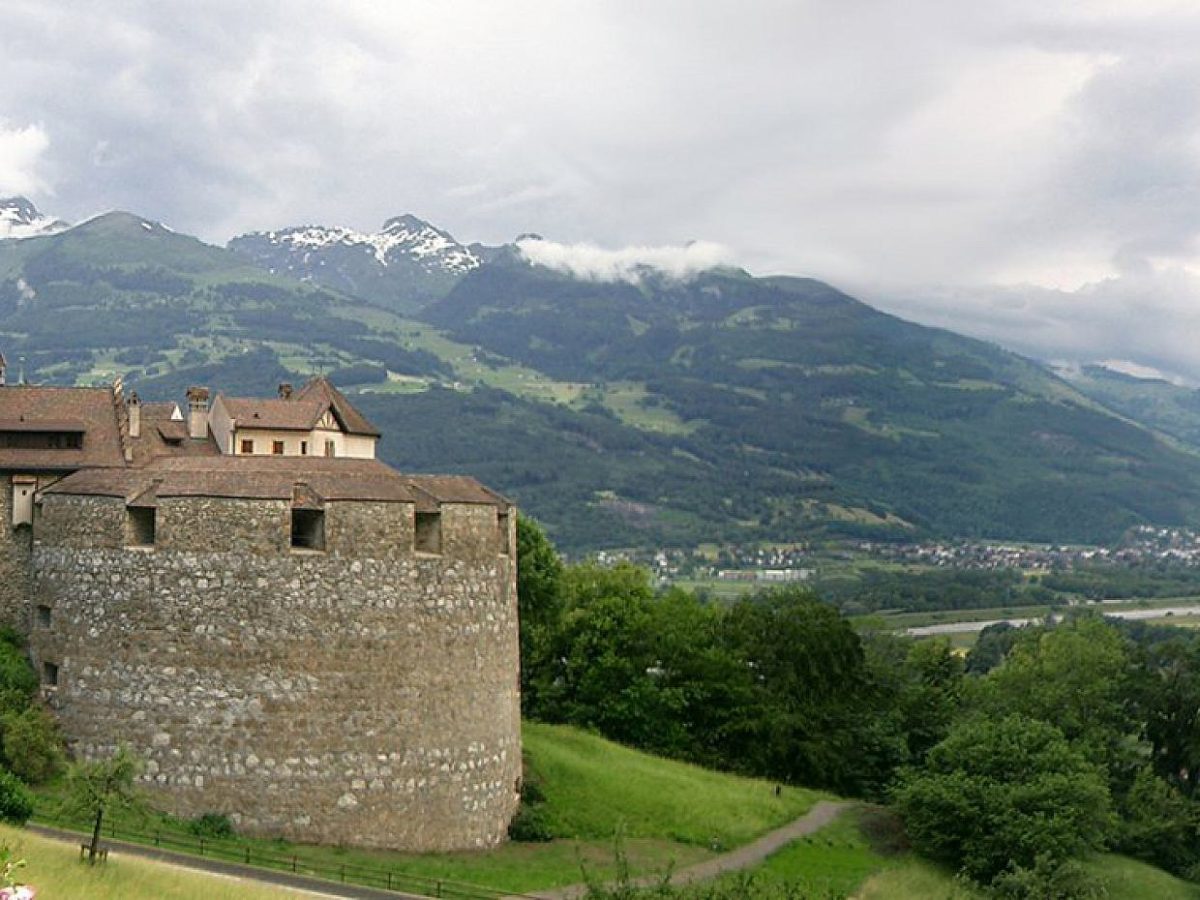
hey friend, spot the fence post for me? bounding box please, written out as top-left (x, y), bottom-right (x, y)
top-left (292, 855), bottom-right (298, 873)
top-left (200, 838), bottom-right (205, 857)
top-left (387, 872), bottom-right (392, 890)
top-left (436, 880), bottom-right (442, 898)
top-left (245, 846), bottom-right (251, 864)
top-left (340, 863), bottom-right (346, 882)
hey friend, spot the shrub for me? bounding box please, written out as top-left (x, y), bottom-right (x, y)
top-left (1, 707), bottom-right (64, 784)
top-left (0, 771), bottom-right (33, 825)
top-left (990, 853), bottom-right (1109, 899)
top-left (186, 813), bottom-right (236, 840)
top-left (507, 802), bottom-right (554, 843)
top-left (891, 715), bottom-right (1114, 884)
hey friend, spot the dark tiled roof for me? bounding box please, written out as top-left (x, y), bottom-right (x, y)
top-left (295, 377), bottom-right (380, 437)
top-left (129, 402), bottom-right (219, 466)
top-left (219, 396), bottom-right (325, 432)
top-left (0, 386), bottom-right (125, 471)
top-left (43, 456), bottom-right (507, 507)
top-left (0, 419), bottom-right (86, 433)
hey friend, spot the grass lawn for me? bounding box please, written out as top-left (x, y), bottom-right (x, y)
top-left (523, 723), bottom-right (823, 848)
top-left (0, 823), bottom-right (312, 900)
top-left (855, 854), bottom-right (1200, 900)
top-left (33, 723), bottom-right (824, 895)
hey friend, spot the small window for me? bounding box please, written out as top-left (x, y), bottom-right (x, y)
top-left (241, 439), bottom-right (254, 455)
top-left (42, 662), bottom-right (58, 687)
top-left (415, 511), bottom-right (442, 554)
top-left (127, 506), bottom-right (156, 547)
top-left (272, 440), bottom-right (285, 455)
top-left (324, 440), bottom-right (336, 458)
top-left (36, 605), bottom-right (51, 628)
top-left (497, 510), bottom-right (511, 556)
top-left (291, 508), bottom-right (325, 551)
top-left (300, 440), bottom-right (308, 456)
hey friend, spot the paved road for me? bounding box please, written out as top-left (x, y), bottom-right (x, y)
top-left (28, 824), bottom-right (428, 900)
top-left (907, 603), bottom-right (1200, 637)
top-left (519, 800), bottom-right (852, 900)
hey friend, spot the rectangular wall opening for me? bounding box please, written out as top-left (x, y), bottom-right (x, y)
top-left (498, 510), bottom-right (511, 556)
top-left (291, 508), bottom-right (326, 551)
top-left (41, 662), bottom-right (58, 687)
top-left (126, 506), bottom-right (156, 547)
top-left (35, 605), bottom-right (51, 628)
top-left (414, 511), bottom-right (442, 554)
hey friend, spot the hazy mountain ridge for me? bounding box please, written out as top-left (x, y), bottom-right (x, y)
top-left (3, 208), bottom-right (1200, 549)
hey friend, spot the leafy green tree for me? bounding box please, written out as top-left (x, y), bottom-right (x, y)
top-left (892, 715), bottom-right (1114, 885)
top-left (1, 706), bottom-right (64, 784)
top-left (1140, 637), bottom-right (1200, 798)
top-left (1113, 767), bottom-right (1200, 876)
top-left (516, 515), bottom-right (565, 716)
top-left (719, 588), bottom-right (871, 792)
top-left (0, 770), bottom-right (32, 825)
top-left (0, 630), bottom-right (36, 717)
top-left (971, 615), bottom-right (1138, 775)
top-left (60, 746), bottom-right (148, 864)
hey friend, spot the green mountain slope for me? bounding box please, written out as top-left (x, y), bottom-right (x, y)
top-left (6, 216), bottom-right (1200, 550)
top-left (417, 259), bottom-right (1200, 545)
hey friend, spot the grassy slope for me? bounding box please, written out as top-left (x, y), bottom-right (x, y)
top-left (855, 854), bottom-right (1200, 900)
top-left (0, 823), bottom-right (311, 900)
top-left (523, 723), bottom-right (822, 847)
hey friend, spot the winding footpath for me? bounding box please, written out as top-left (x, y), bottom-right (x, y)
top-left (520, 800), bottom-right (852, 900)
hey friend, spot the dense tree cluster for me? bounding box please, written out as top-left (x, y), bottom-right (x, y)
top-left (517, 518), bottom-right (1200, 895)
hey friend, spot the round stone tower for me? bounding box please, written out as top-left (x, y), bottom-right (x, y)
top-left (28, 457), bottom-right (520, 851)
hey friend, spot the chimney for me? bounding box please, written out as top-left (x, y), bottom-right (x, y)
top-left (186, 386), bottom-right (210, 440)
top-left (128, 391), bottom-right (141, 439)
top-left (0, 351), bottom-right (6, 387)
top-left (278, 382), bottom-right (294, 400)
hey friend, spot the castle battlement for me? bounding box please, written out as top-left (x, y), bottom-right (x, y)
top-left (0, 373), bottom-right (521, 851)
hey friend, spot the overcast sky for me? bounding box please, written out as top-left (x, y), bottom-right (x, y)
top-left (3, 1), bottom-right (1200, 379)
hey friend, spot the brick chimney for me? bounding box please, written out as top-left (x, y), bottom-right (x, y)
top-left (128, 391), bottom-right (141, 439)
top-left (186, 386), bottom-right (210, 440)
top-left (0, 351), bottom-right (6, 387)
top-left (278, 382), bottom-right (294, 400)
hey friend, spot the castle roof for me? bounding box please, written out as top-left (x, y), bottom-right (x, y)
top-left (0, 385), bottom-right (126, 471)
top-left (294, 376), bottom-right (380, 437)
top-left (217, 376), bottom-right (380, 438)
top-left (129, 402), bottom-right (220, 466)
top-left (217, 396), bottom-right (326, 432)
top-left (41, 456), bottom-right (508, 509)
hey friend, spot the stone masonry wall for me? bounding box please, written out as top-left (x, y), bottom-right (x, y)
top-left (0, 476), bottom-right (30, 631)
top-left (29, 495), bottom-right (521, 852)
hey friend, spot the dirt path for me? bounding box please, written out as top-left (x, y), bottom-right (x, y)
top-left (521, 800), bottom-right (852, 900)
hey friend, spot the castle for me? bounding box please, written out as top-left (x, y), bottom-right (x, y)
top-left (0, 352), bottom-right (521, 851)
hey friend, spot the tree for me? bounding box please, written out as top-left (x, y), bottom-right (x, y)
top-left (1, 706), bottom-right (64, 784)
top-left (60, 746), bottom-right (148, 864)
top-left (892, 715), bottom-right (1114, 885)
top-left (516, 515), bottom-right (565, 717)
top-left (1140, 637), bottom-right (1200, 798)
top-left (971, 615), bottom-right (1138, 776)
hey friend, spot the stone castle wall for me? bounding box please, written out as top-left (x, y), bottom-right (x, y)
top-left (0, 476), bottom-right (30, 631)
top-left (28, 494), bottom-right (521, 851)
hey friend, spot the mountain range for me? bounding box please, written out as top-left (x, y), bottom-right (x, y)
top-left (5, 196), bottom-right (1200, 551)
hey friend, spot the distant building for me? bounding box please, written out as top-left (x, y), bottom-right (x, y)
top-left (0, 365), bottom-right (519, 851)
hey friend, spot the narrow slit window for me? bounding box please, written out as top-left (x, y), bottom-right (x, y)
top-left (127, 506), bottom-right (156, 547)
top-left (291, 508), bottom-right (325, 551)
top-left (414, 511), bottom-right (442, 554)
top-left (300, 440), bottom-right (308, 456)
top-left (42, 661), bottom-right (58, 687)
top-left (36, 605), bottom-right (51, 628)
top-left (497, 510), bottom-right (511, 556)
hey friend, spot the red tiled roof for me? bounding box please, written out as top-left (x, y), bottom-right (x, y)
top-left (0, 386), bottom-right (125, 471)
top-left (295, 376), bottom-right (380, 437)
top-left (42, 456), bottom-right (507, 507)
top-left (219, 396), bottom-right (325, 432)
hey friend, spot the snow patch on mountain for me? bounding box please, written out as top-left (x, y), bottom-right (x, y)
top-left (0, 197), bottom-right (69, 240)
top-left (248, 215), bottom-right (480, 273)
